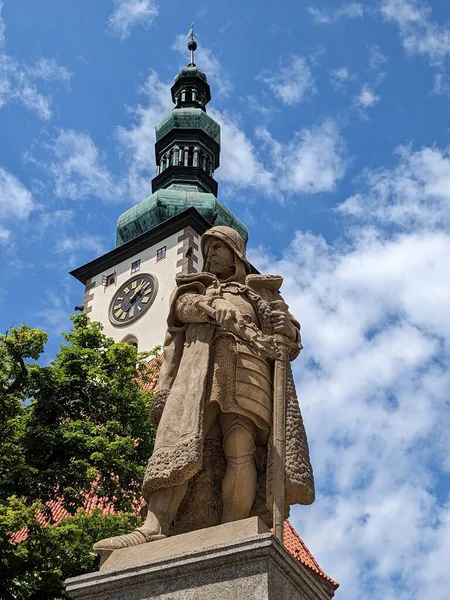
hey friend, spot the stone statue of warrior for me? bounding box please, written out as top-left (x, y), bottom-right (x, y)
top-left (94, 226), bottom-right (314, 553)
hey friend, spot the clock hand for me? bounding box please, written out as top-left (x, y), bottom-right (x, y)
top-left (124, 288), bottom-right (145, 311)
top-left (124, 294), bottom-right (137, 311)
top-left (130, 282), bottom-right (144, 301)
top-left (119, 281), bottom-right (151, 314)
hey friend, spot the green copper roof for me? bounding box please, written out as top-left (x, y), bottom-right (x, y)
top-left (155, 108), bottom-right (220, 144)
top-left (116, 189), bottom-right (248, 247)
top-left (174, 66), bottom-right (207, 83)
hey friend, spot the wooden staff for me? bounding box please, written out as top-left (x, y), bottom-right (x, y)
top-left (272, 333), bottom-right (288, 543)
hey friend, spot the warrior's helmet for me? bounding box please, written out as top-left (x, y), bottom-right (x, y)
top-left (201, 226), bottom-right (251, 278)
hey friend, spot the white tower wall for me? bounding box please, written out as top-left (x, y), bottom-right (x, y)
top-left (81, 226), bottom-right (200, 352)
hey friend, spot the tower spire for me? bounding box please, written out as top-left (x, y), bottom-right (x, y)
top-left (114, 27), bottom-right (249, 250)
top-left (187, 22), bottom-right (197, 67)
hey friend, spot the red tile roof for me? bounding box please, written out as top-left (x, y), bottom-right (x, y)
top-left (283, 520), bottom-right (339, 596)
top-left (10, 496), bottom-right (117, 545)
top-left (139, 355), bottom-right (162, 391)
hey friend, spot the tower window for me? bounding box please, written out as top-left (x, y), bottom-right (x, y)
top-left (131, 259), bottom-right (141, 273)
top-left (122, 335), bottom-right (138, 350)
top-left (157, 246), bottom-right (166, 262)
top-left (103, 272), bottom-right (116, 287)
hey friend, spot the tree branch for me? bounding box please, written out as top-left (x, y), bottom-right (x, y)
top-left (2, 338), bottom-right (27, 395)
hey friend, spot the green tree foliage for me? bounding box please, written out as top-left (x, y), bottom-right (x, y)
top-left (0, 315), bottom-right (159, 599)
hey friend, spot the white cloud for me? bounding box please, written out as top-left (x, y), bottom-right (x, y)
top-left (43, 129), bottom-right (121, 202)
top-left (355, 83), bottom-right (380, 109)
top-left (258, 55), bottom-right (316, 105)
top-left (210, 108), bottom-right (275, 194)
top-left (29, 57), bottom-right (72, 86)
top-left (308, 3), bottom-right (365, 24)
top-left (245, 95), bottom-right (273, 119)
top-left (172, 34), bottom-right (233, 97)
top-left (433, 72), bottom-right (450, 97)
top-left (0, 54), bottom-right (70, 120)
top-left (108, 0), bottom-right (158, 40)
top-left (0, 167), bottom-right (36, 246)
top-left (38, 210), bottom-right (75, 230)
top-left (209, 111), bottom-right (347, 199)
top-left (0, 167), bottom-right (35, 220)
top-left (380, 0), bottom-right (450, 65)
top-left (339, 145), bottom-right (450, 230)
top-left (37, 288), bottom-right (74, 333)
top-left (330, 66), bottom-right (354, 90)
top-left (0, 55), bottom-right (51, 119)
top-left (116, 70), bottom-right (172, 202)
top-left (257, 119), bottom-right (348, 195)
top-left (369, 45), bottom-right (388, 71)
top-left (116, 70), bottom-right (171, 168)
top-left (0, 224), bottom-right (10, 243)
top-left (0, 5), bottom-right (70, 119)
top-left (55, 235), bottom-right (105, 255)
top-left (248, 142), bottom-right (450, 597)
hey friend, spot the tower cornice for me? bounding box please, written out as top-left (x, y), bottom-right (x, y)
top-left (151, 166), bottom-right (218, 196)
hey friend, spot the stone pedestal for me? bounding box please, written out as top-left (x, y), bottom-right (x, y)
top-left (65, 518), bottom-right (330, 600)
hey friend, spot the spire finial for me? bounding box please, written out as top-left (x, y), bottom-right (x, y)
top-left (187, 22), bottom-right (197, 66)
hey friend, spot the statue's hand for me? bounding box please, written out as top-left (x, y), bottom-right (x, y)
top-left (212, 299), bottom-right (245, 334)
top-left (271, 310), bottom-right (298, 341)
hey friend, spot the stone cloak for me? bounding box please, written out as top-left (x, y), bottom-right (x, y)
top-left (142, 273), bottom-right (315, 528)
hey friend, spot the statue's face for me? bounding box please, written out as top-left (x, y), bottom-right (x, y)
top-left (205, 238), bottom-right (235, 279)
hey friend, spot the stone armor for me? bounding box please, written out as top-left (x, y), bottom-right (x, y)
top-left (178, 281), bottom-right (273, 432)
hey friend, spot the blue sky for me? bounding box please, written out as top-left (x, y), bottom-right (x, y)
top-left (1, 1), bottom-right (450, 597)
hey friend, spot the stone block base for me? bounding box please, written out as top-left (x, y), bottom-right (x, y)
top-left (65, 517), bottom-right (330, 600)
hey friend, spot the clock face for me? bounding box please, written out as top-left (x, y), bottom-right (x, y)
top-left (109, 274), bottom-right (158, 327)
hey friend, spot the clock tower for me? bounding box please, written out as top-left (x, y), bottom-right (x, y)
top-left (70, 31), bottom-right (248, 352)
